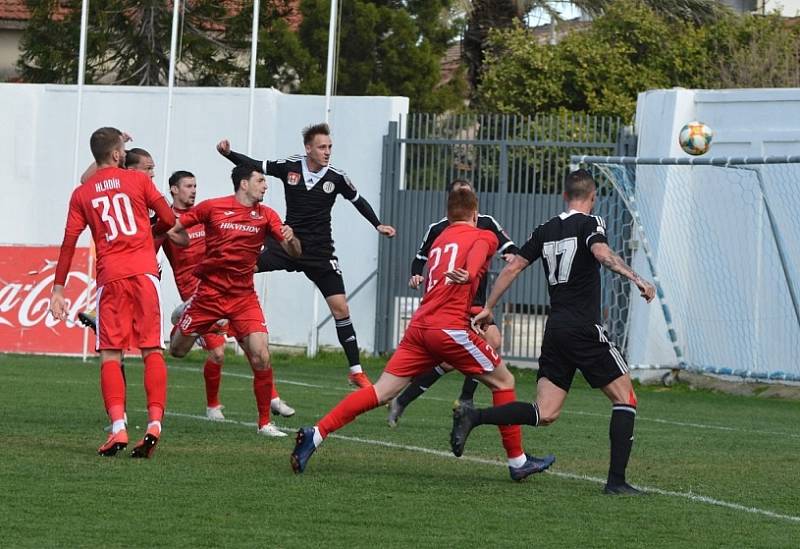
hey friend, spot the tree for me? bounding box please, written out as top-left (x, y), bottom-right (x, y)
top-left (18, 0), bottom-right (238, 85)
top-left (475, 0), bottom-right (800, 121)
top-left (229, 0), bottom-right (466, 112)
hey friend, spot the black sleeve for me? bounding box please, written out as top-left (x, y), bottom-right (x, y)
top-left (352, 196), bottom-right (381, 227)
top-left (225, 149), bottom-right (263, 170)
top-left (410, 220), bottom-right (445, 275)
top-left (482, 215), bottom-right (519, 256)
top-left (518, 227), bottom-right (543, 264)
top-left (583, 215), bottom-right (608, 249)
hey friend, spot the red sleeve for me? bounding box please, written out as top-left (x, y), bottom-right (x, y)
top-left (179, 201), bottom-right (206, 229)
top-left (464, 239), bottom-right (492, 279)
top-left (54, 192), bottom-right (87, 287)
top-left (266, 207), bottom-right (285, 242)
top-left (142, 175), bottom-right (174, 231)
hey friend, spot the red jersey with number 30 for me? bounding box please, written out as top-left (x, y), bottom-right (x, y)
top-left (162, 205), bottom-right (206, 301)
top-left (410, 223), bottom-right (498, 330)
top-left (61, 166), bottom-right (167, 285)
top-left (179, 195), bottom-right (285, 295)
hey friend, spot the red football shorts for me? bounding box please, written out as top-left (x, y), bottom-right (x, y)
top-left (178, 283), bottom-right (267, 339)
top-left (96, 273), bottom-right (163, 351)
top-left (385, 326), bottom-right (501, 378)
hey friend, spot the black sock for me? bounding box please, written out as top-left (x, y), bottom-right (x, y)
top-left (334, 317), bottom-right (361, 368)
top-left (474, 402), bottom-right (539, 426)
top-left (458, 377), bottom-right (479, 402)
top-left (608, 404), bottom-right (637, 486)
top-left (397, 366), bottom-right (445, 407)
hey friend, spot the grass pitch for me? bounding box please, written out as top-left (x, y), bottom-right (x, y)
top-left (1, 351), bottom-right (799, 548)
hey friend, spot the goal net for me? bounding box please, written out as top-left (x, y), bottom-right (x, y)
top-left (574, 156), bottom-right (800, 381)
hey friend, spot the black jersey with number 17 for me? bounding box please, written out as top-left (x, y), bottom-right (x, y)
top-left (518, 210), bottom-right (608, 328)
top-left (262, 156), bottom-right (358, 258)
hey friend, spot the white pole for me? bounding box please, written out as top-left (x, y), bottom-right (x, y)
top-left (249, 0), bottom-right (262, 358)
top-left (160, 0), bottom-right (182, 193)
top-left (323, 0), bottom-right (338, 124)
top-left (72, 0), bottom-right (90, 362)
top-left (247, 0), bottom-right (260, 156)
top-left (308, 0), bottom-right (339, 357)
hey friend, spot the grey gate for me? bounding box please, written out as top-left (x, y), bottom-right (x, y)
top-left (375, 113), bottom-right (630, 362)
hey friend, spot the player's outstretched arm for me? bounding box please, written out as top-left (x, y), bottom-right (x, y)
top-left (473, 255), bottom-right (530, 329)
top-left (350, 195), bottom-right (395, 237)
top-left (165, 219), bottom-right (190, 247)
top-left (591, 242), bottom-right (655, 302)
top-left (216, 139), bottom-right (263, 169)
top-left (280, 224), bottom-right (302, 258)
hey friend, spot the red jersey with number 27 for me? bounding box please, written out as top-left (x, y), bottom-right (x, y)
top-left (410, 223), bottom-right (498, 330)
top-left (179, 195), bottom-right (285, 295)
top-left (61, 166), bottom-right (167, 285)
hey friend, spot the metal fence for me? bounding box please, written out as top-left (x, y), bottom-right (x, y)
top-left (375, 113), bottom-right (632, 362)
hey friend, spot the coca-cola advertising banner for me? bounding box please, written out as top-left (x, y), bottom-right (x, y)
top-left (0, 245), bottom-right (96, 354)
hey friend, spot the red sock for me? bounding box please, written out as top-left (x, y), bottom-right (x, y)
top-left (203, 358), bottom-right (223, 407)
top-left (100, 360), bottom-right (126, 422)
top-left (317, 386), bottom-right (379, 438)
top-left (493, 388), bottom-right (524, 459)
top-left (271, 383), bottom-right (279, 401)
top-left (253, 368), bottom-right (273, 428)
top-left (143, 353), bottom-right (168, 423)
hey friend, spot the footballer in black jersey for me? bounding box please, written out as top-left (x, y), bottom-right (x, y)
top-left (216, 123), bottom-right (396, 388)
top-left (452, 169), bottom-right (656, 495)
top-left (387, 179), bottom-right (520, 427)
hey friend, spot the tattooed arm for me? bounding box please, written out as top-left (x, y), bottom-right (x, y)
top-left (591, 242), bottom-right (656, 303)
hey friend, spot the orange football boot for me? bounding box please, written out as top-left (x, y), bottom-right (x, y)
top-left (347, 371), bottom-right (372, 388)
top-left (98, 430), bottom-right (128, 456)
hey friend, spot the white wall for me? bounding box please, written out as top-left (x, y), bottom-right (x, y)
top-left (0, 83), bottom-right (408, 352)
top-left (629, 87), bottom-right (800, 369)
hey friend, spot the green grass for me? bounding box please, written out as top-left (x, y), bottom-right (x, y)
top-left (2, 351), bottom-right (799, 548)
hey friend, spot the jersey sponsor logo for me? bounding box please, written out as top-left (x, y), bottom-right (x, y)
top-left (322, 181), bottom-right (335, 194)
top-left (287, 172), bottom-right (301, 186)
top-left (219, 221), bottom-right (259, 233)
top-left (188, 230), bottom-right (205, 240)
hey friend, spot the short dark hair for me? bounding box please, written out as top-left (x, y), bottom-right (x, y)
top-left (302, 123), bottom-right (330, 145)
top-left (168, 170), bottom-right (195, 195)
top-left (231, 164), bottom-right (263, 191)
top-left (447, 187), bottom-right (479, 223)
top-left (125, 148), bottom-right (152, 169)
top-left (89, 127), bottom-right (123, 163)
top-left (445, 179), bottom-right (473, 194)
top-left (564, 169), bottom-right (596, 200)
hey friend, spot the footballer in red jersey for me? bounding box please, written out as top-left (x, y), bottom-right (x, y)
top-left (167, 164), bottom-right (301, 436)
top-left (290, 187), bottom-right (555, 481)
top-left (160, 170), bottom-right (295, 423)
top-left (49, 127), bottom-right (183, 458)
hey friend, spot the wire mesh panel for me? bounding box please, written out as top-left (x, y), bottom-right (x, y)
top-left (578, 156), bottom-right (800, 381)
top-left (375, 113), bottom-right (623, 362)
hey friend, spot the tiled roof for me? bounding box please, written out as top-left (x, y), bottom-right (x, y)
top-left (0, 0), bottom-right (30, 21)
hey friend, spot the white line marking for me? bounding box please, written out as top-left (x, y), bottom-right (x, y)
top-left (163, 410), bottom-right (800, 524)
top-left (167, 364), bottom-right (800, 439)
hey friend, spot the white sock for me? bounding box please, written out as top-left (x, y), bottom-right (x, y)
top-left (123, 413), bottom-right (128, 424)
top-left (508, 454), bottom-right (527, 468)
top-left (148, 421), bottom-right (162, 434)
top-left (349, 365), bottom-right (363, 374)
top-left (312, 426), bottom-right (324, 447)
top-left (271, 397), bottom-right (281, 405)
top-left (111, 419), bottom-right (126, 434)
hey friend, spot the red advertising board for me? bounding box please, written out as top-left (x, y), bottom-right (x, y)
top-left (0, 245), bottom-right (96, 355)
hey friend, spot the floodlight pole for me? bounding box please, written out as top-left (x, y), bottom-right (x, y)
top-left (308, 0), bottom-right (339, 357)
top-left (72, 0), bottom-right (90, 362)
top-left (160, 0), bottom-right (181, 194)
top-left (247, 0), bottom-right (260, 156)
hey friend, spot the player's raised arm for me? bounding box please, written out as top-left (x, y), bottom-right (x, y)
top-left (216, 139), bottom-right (264, 170)
top-left (50, 193), bottom-right (87, 320)
top-left (591, 242), bottom-right (655, 302)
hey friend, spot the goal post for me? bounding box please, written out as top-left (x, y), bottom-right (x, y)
top-left (571, 155), bottom-right (800, 381)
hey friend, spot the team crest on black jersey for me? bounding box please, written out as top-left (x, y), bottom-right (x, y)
top-left (322, 181), bottom-right (335, 194)
top-left (287, 172), bottom-right (301, 185)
